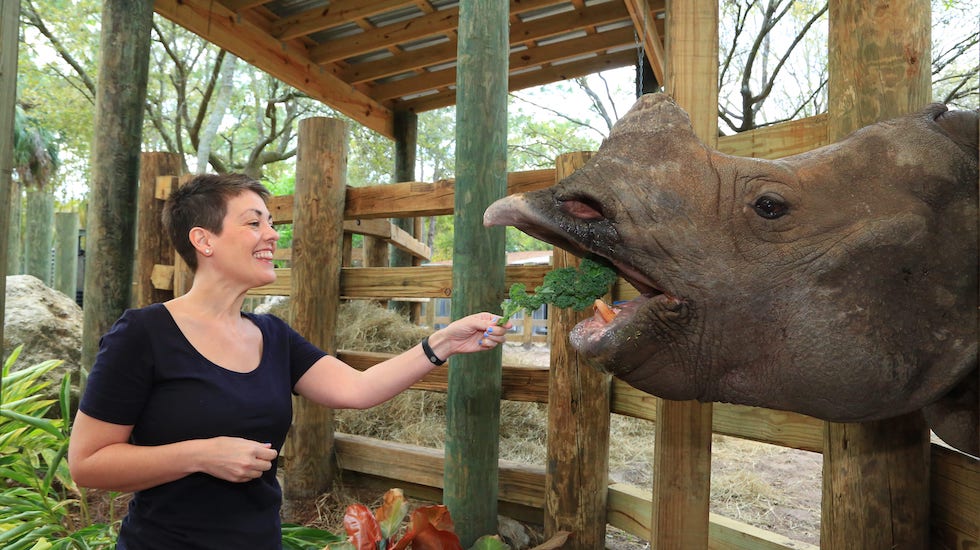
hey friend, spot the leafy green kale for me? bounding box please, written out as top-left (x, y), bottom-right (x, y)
top-left (498, 257), bottom-right (618, 326)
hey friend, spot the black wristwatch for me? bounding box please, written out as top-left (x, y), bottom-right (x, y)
top-left (421, 335), bottom-right (446, 366)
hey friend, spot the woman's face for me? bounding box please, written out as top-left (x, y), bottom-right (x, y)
top-left (205, 190), bottom-right (279, 288)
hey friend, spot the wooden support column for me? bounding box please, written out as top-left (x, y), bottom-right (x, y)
top-left (81, 0), bottom-right (153, 373)
top-left (54, 212), bottom-right (80, 300)
top-left (545, 152), bottom-right (612, 549)
top-left (391, 110), bottom-right (419, 319)
top-left (650, 1), bottom-right (718, 549)
top-left (282, 117), bottom-right (347, 517)
top-left (445, 0), bottom-right (508, 545)
top-left (821, 1), bottom-right (932, 548)
top-left (0, 0), bottom-right (19, 361)
top-left (135, 153), bottom-right (181, 307)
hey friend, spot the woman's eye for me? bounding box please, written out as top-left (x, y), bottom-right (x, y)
top-left (752, 195), bottom-right (789, 219)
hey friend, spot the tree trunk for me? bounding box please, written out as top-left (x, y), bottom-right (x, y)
top-left (0, 0), bottom-right (20, 363)
top-left (81, 0), bottom-right (153, 376)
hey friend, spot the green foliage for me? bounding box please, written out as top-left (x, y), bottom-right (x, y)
top-left (0, 346), bottom-right (117, 549)
top-left (280, 523), bottom-right (344, 550)
top-left (498, 258), bottom-right (618, 325)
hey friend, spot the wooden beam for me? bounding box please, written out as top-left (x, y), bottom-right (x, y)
top-left (399, 49), bottom-right (637, 113)
top-left (0, 0), bottom-right (20, 358)
top-left (155, 0), bottom-right (395, 138)
top-left (341, 0), bottom-right (629, 85)
top-left (371, 26), bottom-right (636, 101)
top-left (623, 0), bottom-right (666, 85)
top-left (309, 6), bottom-right (459, 65)
top-left (273, 0), bottom-right (413, 41)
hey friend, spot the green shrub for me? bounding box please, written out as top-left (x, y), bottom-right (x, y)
top-left (0, 346), bottom-right (116, 549)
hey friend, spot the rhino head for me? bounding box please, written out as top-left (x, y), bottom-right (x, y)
top-left (484, 93), bottom-right (978, 456)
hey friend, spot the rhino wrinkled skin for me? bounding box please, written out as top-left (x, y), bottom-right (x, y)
top-left (484, 93), bottom-right (979, 456)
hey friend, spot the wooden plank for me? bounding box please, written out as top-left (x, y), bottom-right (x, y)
top-left (606, 484), bottom-right (818, 549)
top-left (309, 6), bottom-right (460, 65)
top-left (623, 0), bottom-right (666, 85)
top-left (339, 0), bottom-right (592, 85)
top-left (334, 433), bottom-right (547, 510)
top-left (150, 264), bottom-right (175, 291)
top-left (136, 154), bottom-right (181, 307)
top-left (154, 0), bottom-right (394, 138)
top-left (337, 350), bottom-right (550, 403)
top-left (717, 114), bottom-right (830, 159)
top-left (612, 382), bottom-right (824, 453)
top-left (272, 0), bottom-right (412, 41)
top-left (929, 444), bottom-right (980, 549)
top-left (401, 49), bottom-right (637, 113)
top-left (370, 25), bottom-right (637, 102)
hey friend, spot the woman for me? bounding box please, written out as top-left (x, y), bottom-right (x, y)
top-left (68, 173), bottom-right (510, 549)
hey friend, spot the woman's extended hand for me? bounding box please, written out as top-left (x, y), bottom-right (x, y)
top-left (201, 437), bottom-right (278, 483)
top-left (427, 312), bottom-right (511, 359)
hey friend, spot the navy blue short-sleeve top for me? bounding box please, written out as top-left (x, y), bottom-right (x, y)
top-left (78, 303), bottom-right (327, 550)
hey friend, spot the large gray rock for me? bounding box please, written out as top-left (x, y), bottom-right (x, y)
top-left (4, 275), bottom-right (82, 393)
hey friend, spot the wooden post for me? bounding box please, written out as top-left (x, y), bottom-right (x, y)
top-left (135, 153), bottom-right (181, 308)
top-left (445, 0), bottom-right (508, 545)
top-left (80, 0), bottom-right (153, 373)
top-left (544, 152), bottom-right (612, 549)
top-left (0, 0), bottom-right (19, 361)
top-left (822, 1), bottom-right (932, 547)
top-left (282, 117), bottom-right (347, 517)
top-left (24, 187), bottom-right (54, 284)
top-left (54, 212), bottom-right (79, 300)
top-left (391, 109), bottom-right (419, 319)
top-left (650, 1), bottom-right (718, 548)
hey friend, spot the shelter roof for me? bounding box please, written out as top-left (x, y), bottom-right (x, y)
top-left (154, 0), bottom-right (666, 139)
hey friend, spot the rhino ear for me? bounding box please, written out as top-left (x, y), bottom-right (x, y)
top-left (927, 104), bottom-right (979, 154)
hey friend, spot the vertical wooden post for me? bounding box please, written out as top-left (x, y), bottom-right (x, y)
top-left (54, 212), bottom-right (80, 300)
top-left (445, 0), bottom-right (508, 545)
top-left (391, 110), bottom-right (419, 319)
top-left (135, 153), bottom-right (181, 308)
top-left (80, 0), bottom-right (153, 372)
top-left (650, 1), bottom-right (718, 548)
top-left (822, 1), bottom-right (932, 548)
top-left (24, 187), bottom-right (54, 284)
top-left (282, 117), bottom-right (347, 517)
top-left (0, 0), bottom-right (19, 361)
top-left (544, 152), bottom-right (612, 549)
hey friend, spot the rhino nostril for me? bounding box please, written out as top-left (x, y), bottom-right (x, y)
top-left (560, 198), bottom-right (605, 220)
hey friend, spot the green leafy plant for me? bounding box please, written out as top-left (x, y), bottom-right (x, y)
top-left (0, 345), bottom-right (117, 549)
top-left (281, 523), bottom-right (345, 550)
top-left (498, 257), bottom-right (618, 326)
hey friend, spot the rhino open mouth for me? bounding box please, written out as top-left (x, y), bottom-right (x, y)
top-left (570, 254), bottom-right (686, 375)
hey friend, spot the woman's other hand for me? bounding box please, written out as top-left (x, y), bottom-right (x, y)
top-left (200, 437), bottom-right (278, 483)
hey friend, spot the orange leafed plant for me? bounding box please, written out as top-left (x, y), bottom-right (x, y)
top-left (326, 489), bottom-right (463, 550)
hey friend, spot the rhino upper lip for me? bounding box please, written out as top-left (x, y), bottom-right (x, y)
top-left (601, 257), bottom-right (666, 299)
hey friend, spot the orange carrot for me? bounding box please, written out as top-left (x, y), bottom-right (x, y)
top-left (593, 299), bottom-right (616, 322)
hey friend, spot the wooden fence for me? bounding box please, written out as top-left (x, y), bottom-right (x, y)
top-left (138, 109), bottom-right (979, 548)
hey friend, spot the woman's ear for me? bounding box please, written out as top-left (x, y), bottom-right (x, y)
top-left (189, 227), bottom-right (213, 256)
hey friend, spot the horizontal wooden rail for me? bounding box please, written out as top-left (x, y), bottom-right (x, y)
top-left (246, 265), bottom-right (552, 298)
top-left (338, 349), bottom-right (823, 452)
top-left (717, 113), bottom-right (829, 159)
top-left (332, 434), bottom-right (822, 549)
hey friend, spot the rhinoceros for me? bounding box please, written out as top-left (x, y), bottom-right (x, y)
top-left (484, 93), bottom-right (978, 456)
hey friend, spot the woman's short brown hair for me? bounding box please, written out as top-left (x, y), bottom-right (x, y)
top-left (162, 173), bottom-right (271, 271)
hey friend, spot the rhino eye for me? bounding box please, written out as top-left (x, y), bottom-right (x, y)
top-left (752, 195), bottom-right (788, 219)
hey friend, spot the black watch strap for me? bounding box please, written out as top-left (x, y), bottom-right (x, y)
top-left (421, 336), bottom-right (446, 366)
